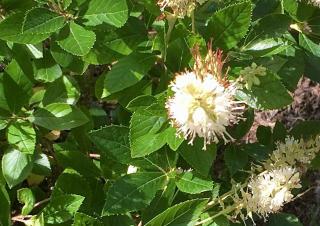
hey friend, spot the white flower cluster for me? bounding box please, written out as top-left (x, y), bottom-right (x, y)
top-left (166, 47), bottom-right (244, 149)
top-left (264, 136), bottom-right (320, 170)
top-left (158, 0), bottom-right (207, 17)
top-left (233, 136), bottom-right (320, 221)
top-left (240, 167), bottom-right (301, 219)
top-left (239, 63), bottom-right (266, 90)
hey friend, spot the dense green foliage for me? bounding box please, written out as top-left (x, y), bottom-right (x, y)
top-left (0, 0), bottom-right (320, 225)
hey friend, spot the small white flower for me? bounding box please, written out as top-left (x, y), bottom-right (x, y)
top-left (302, 0), bottom-right (320, 7)
top-left (127, 165), bottom-right (138, 174)
top-left (166, 47), bottom-right (244, 149)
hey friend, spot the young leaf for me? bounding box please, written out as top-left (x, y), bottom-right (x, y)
top-left (57, 22), bottom-right (96, 56)
top-left (144, 199), bottom-right (208, 226)
top-left (2, 148), bottom-right (34, 188)
top-left (204, 1), bottom-right (252, 49)
top-left (30, 103), bottom-right (89, 130)
top-left (175, 172), bottom-right (213, 194)
top-left (83, 0), bottom-right (128, 28)
top-left (42, 194), bottom-right (85, 224)
top-left (102, 172), bottom-right (168, 215)
top-left (17, 188), bottom-right (35, 215)
top-left (7, 120), bottom-right (36, 154)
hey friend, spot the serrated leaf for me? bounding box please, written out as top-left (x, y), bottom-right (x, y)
top-left (0, 12), bottom-right (51, 44)
top-left (175, 172), bottom-right (213, 194)
top-left (23, 7), bottom-right (65, 34)
top-left (89, 125), bottom-right (132, 164)
top-left (17, 188), bottom-right (35, 215)
top-left (7, 120), bottom-right (36, 154)
top-left (42, 194), bottom-right (85, 224)
top-left (54, 149), bottom-right (101, 177)
top-left (42, 76), bottom-right (80, 106)
top-left (99, 52), bottom-right (156, 98)
top-left (72, 213), bottom-right (102, 226)
top-left (2, 148), bottom-right (34, 188)
top-left (30, 103), bottom-right (89, 130)
top-left (299, 34), bottom-right (320, 57)
top-left (130, 104), bottom-right (168, 158)
top-left (145, 199), bottom-right (208, 226)
top-left (236, 71), bottom-right (293, 110)
top-left (126, 95), bottom-right (157, 112)
top-left (205, 1), bottom-right (252, 49)
top-left (57, 22), bottom-right (96, 56)
top-left (102, 172), bottom-right (168, 215)
top-left (165, 126), bottom-right (184, 151)
top-left (224, 146), bottom-right (248, 176)
top-left (178, 139), bottom-right (217, 177)
top-left (83, 0), bottom-right (128, 28)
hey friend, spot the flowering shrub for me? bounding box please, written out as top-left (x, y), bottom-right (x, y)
top-left (0, 0), bottom-right (320, 225)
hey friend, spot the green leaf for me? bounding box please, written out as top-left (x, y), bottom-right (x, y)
top-left (99, 52), bottom-right (156, 98)
top-left (52, 169), bottom-right (95, 214)
top-left (145, 199), bottom-right (208, 226)
top-left (175, 172), bottom-right (213, 194)
top-left (17, 188), bottom-right (35, 215)
top-left (23, 7), bottom-right (65, 34)
top-left (57, 22), bottom-right (96, 56)
top-left (42, 76), bottom-right (81, 106)
top-left (0, 186), bottom-right (10, 226)
top-left (34, 51), bottom-right (63, 82)
top-left (266, 213), bottom-right (303, 226)
top-left (7, 120), bottom-right (36, 154)
top-left (178, 139), bottom-right (217, 177)
top-left (54, 149), bottom-right (101, 177)
top-left (89, 125), bottom-right (132, 164)
top-left (30, 103), bottom-right (89, 130)
top-left (72, 213), bottom-right (102, 226)
top-left (0, 12), bottom-right (50, 44)
top-left (236, 71), bottom-right (293, 110)
top-left (205, 1), bottom-right (252, 49)
top-left (130, 104), bottom-right (168, 158)
top-left (42, 194), bottom-right (85, 224)
top-left (102, 172), bottom-right (168, 215)
top-left (126, 95), bottom-right (157, 112)
top-left (33, 153), bottom-right (51, 176)
top-left (224, 146), bottom-right (248, 176)
top-left (83, 0), bottom-right (128, 28)
top-left (299, 34), bottom-right (320, 57)
top-left (165, 127), bottom-right (184, 151)
top-left (290, 120), bottom-right (320, 139)
top-left (2, 148), bottom-right (33, 188)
